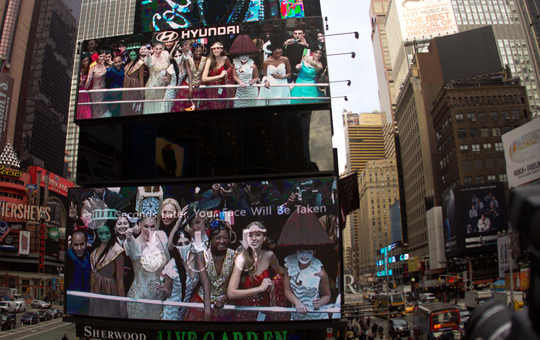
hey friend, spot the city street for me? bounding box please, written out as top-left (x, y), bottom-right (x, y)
top-left (0, 317), bottom-right (75, 340)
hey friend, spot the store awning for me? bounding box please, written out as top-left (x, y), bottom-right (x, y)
top-left (473, 278), bottom-right (494, 286)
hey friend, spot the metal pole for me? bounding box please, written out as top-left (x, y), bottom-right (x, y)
top-left (509, 230), bottom-right (514, 308)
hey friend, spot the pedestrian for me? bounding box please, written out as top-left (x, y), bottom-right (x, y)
top-left (359, 330), bottom-right (367, 340)
top-left (372, 322), bottom-right (378, 334)
top-left (62, 334), bottom-right (68, 340)
top-left (367, 332), bottom-right (375, 340)
top-left (367, 316), bottom-right (371, 327)
top-left (378, 325), bottom-right (384, 337)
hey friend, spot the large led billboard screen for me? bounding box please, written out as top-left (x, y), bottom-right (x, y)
top-left (141, 0), bottom-right (312, 33)
top-left (66, 177), bottom-right (341, 322)
top-left (442, 182), bottom-right (508, 258)
top-left (76, 16), bottom-right (329, 121)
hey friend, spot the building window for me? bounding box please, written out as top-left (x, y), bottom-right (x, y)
top-left (464, 176), bottom-right (473, 184)
top-left (469, 128), bottom-right (478, 137)
top-left (481, 128), bottom-right (490, 137)
top-left (499, 174), bottom-right (508, 182)
top-left (458, 129), bottom-right (467, 138)
top-left (503, 126), bottom-right (512, 133)
top-left (495, 142), bottom-right (503, 151)
top-left (501, 111), bottom-right (510, 120)
top-left (476, 175), bottom-right (485, 183)
top-left (467, 113), bottom-right (476, 122)
top-left (455, 113), bottom-right (464, 122)
top-left (493, 127), bottom-right (501, 136)
top-left (512, 110), bottom-right (520, 119)
top-left (490, 111), bottom-right (499, 121)
top-left (460, 144), bottom-right (469, 153)
top-left (483, 143), bottom-right (492, 150)
top-left (487, 174), bottom-right (496, 181)
top-left (472, 144), bottom-right (481, 152)
top-left (479, 112), bottom-right (487, 121)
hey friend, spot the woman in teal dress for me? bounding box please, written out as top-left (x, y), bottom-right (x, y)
top-left (291, 49), bottom-right (324, 104)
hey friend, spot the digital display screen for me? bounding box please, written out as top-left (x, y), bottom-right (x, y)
top-left (141, 0), bottom-right (313, 33)
top-left (76, 16), bottom-right (329, 121)
top-left (65, 177), bottom-right (341, 322)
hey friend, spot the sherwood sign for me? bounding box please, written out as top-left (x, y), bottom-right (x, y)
top-left (79, 325), bottom-right (290, 340)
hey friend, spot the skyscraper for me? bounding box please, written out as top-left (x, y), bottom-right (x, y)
top-left (64, 0), bottom-right (137, 180)
top-left (383, 0), bottom-right (540, 116)
top-left (0, 0), bottom-right (80, 176)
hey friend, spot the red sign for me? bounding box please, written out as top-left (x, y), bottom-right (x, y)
top-left (29, 166), bottom-right (74, 197)
top-left (39, 224), bottom-right (46, 273)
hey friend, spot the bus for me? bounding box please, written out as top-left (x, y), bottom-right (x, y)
top-left (372, 293), bottom-right (406, 317)
top-left (413, 303), bottom-right (461, 339)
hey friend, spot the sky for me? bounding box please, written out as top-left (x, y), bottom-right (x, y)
top-left (319, 0), bottom-right (382, 173)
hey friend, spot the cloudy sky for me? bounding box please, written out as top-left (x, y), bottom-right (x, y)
top-left (319, 0), bottom-right (381, 173)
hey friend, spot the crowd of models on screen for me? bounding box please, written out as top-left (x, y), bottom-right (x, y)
top-left (66, 182), bottom-right (340, 321)
top-left (76, 27), bottom-right (328, 119)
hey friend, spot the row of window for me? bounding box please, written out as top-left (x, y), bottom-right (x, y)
top-left (0, 177), bottom-right (25, 186)
top-left (457, 127), bottom-right (510, 138)
top-left (460, 142), bottom-right (504, 152)
top-left (0, 192), bottom-right (23, 200)
top-left (463, 174), bottom-right (508, 184)
top-left (455, 111), bottom-right (520, 122)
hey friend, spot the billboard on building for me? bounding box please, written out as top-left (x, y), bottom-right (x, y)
top-left (501, 118), bottom-right (540, 188)
top-left (0, 73), bottom-right (14, 148)
top-left (442, 182), bottom-right (508, 258)
top-left (29, 166), bottom-right (74, 197)
top-left (65, 177), bottom-right (341, 322)
top-left (141, 0), bottom-right (311, 33)
top-left (394, 0), bottom-right (458, 41)
top-left (76, 16), bottom-right (329, 121)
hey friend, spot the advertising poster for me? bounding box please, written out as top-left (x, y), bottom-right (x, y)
top-left (76, 16), bottom-right (329, 121)
top-left (394, 0), bottom-right (458, 41)
top-left (0, 73), bottom-right (14, 148)
top-left (19, 230), bottom-right (30, 255)
top-left (442, 182), bottom-right (508, 258)
top-left (502, 118), bottom-right (540, 188)
top-left (141, 0), bottom-right (309, 33)
top-left (65, 178), bottom-right (341, 322)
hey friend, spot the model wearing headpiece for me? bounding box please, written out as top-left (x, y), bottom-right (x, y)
top-left (278, 211), bottom-right (333, 320)
top-left (77, 53), bottom-right (92, 119)
top-left (122, 48), bottom-right (145, 115)
top-left (89, 218), bottom-right (128, 318)
top-left (290, 49), bottom-right (325, 104)
top-left (143, 42), bottom-right (170, 115)
top-left (172, 42), bottom-right (207, 111)
top-left (85, 50), bottom-right (109, 118)
top-left (202, 41), bottom-right (235, 110)
top-left (124, 215), bottom-right (170, 319)
top-left (230, 34), bottom-right (260, 108)
top-left (257, 43), bottom-right (291, 106)
top-left (227, 222), bottom-right (286, 321)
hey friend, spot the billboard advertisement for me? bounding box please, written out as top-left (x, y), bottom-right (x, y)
top-left (76, 16), bottom-right (329, 121)
top-left (502, 118), bottom-right (540, 188)
top-left (394, 0), bottom-right (458, 41)
top-left (142, 0), bottom-right (311, 33)
top-left (29, 166), bottom-right (74, 197)
top-left (442, 182), bottom-right (508, 258)
top-left (0, 73), bottom-right (14, 148)
top-left (65, 177), bottom-right (341, 322)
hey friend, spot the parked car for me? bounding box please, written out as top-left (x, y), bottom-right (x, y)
top-left (48, 308), bottom-right (63, 319)
top-left (389, 318), bottom-right (411, 338)
top-left (420, 293), bottom-right (436, 302)
top-left (30, 300), bottom-right (50, 309)
top-left (0, 301), bottom-right (16, 313)
top-left (14, 300), bottom-right (26, 313)
top-left (36, 310), bottom-right (52, 321)
top-left (21, 312), bottom-right (39, 325)
top-left (460, 309), bottom-right (471, 325)
top-left (0, 313), bottom-right (16, 330)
